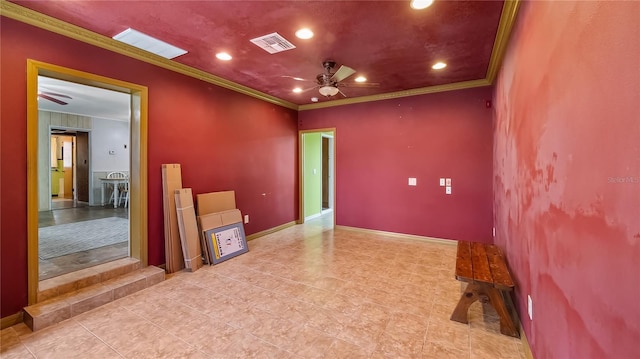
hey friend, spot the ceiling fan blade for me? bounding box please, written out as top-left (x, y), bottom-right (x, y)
top-left (38, 93), bottom-right (68, 105)
top-left (40, 91), bottom-right (72, 99)
top-left (331, 65), bottom-right (356, 83)
top-left (338, 89), bottom-right (347, 98)
top-left (300, 85), bottom-right (320, 93)
top-left (342, 82), bottom-right (380, 88)
top-left (280, 75), bottom-right (313, 82)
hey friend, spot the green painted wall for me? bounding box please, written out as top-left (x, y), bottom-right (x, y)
top-left (303, 133), bottom-right (322, 218)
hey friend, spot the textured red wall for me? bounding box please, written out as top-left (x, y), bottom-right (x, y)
top-left (299, 87), bottom-right (494, 241)
top-left (0, 18), bottom-right (298, 317)
top-left (493, 2), bottom-right (640, 358)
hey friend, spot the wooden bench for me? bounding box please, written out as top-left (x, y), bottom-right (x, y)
top-left (450, 240), bottom-right (519, 338)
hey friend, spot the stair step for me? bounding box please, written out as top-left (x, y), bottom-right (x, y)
top-left (24, 266), bottom-right (164, 331)
top-left (38, 257), bottom-right (142, 302)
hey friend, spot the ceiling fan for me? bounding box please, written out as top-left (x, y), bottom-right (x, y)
top-left (315, 60), bottom-right (356, 97)
top-left (37, 90), bottom-right (72, 105)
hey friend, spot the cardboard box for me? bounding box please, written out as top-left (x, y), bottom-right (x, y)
top-left (196, 191), bottom-right (236, 216)
top-left (196, 191), bottom-right (248, 264)
top-left (174, 188), bottom-right (203, 272)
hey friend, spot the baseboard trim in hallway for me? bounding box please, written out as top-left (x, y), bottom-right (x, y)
top-left (335, 225), bottom-right (458, 246)
top-left (246, 220), bottom-right (297, 241)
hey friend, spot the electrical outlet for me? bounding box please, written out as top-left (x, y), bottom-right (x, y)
top-left (493, 227), bottom-right (496, 237)
top-left (439, 178), bottom-right (445, 186)
top-left (244, 214), bottom-right (249, 224)
top-left (445, 186), bottom-right (452, 194)
top-left (528, 295), bottom-right (533, 320)
top-left (408, 177), bottom-right (417, 186)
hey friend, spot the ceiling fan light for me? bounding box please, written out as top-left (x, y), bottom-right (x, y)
top-left (293, 87), bottom-right (302, 93)
top-left (410, 0), bottom-right (434, 10)
top-left (319, 86), bottom-right (339, 97)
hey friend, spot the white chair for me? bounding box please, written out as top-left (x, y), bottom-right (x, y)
top-left (118, 181), bottom-right (130, 208)
top-left (107, 171), bottom-right (127, 206)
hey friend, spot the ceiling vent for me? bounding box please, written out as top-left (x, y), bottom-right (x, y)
top-left (112, 28), bottom-right (187, 59)
top-left (250, 32), bottom-right (296, 54)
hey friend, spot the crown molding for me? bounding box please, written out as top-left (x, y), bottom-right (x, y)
top-left (486, 0), bottom-right (521, 83)
top-left (298, 79), bottom-right (492, 111)
top-left (0, 0), bottom-right (298, 110)
top-left (2, 0), bottom-right (520, 112)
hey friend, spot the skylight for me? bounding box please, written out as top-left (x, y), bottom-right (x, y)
top-left (112, 28), bottom-right (187, 59)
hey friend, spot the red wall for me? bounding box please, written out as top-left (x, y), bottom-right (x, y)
top-left (493, 2), bottom-right (640, 358)
top-left (0, 18), bottom-right (298, 318)
top-left (299, 87), bottom-right (494, 242)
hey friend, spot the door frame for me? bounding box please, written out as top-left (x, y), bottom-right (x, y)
top-left (26, 59), bottom-right (149, 304)
top-left (298, 128), bottom-right (336, 226)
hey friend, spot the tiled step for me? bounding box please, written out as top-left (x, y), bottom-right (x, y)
top-left (24, 266), bottom-right (165, 332)
top-left (38, 258), bottom-right (143, 302)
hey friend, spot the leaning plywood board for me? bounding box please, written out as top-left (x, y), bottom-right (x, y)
top-left (175, 188), bottom-right (203, 272)
top-left (161, 164), bottom-right (184, 273)
top-left (196, 191), bottom-right (236, 216)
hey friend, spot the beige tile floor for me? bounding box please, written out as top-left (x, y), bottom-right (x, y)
top-left (1, 215), bottom-right (526, 358)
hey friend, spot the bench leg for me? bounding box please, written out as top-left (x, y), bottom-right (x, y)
top-left (450, 283), bottom-right (483, 324)
top-left (450, 283), bottom-right (520, 338)
top-left (487, 288), bottom-right (519, 338)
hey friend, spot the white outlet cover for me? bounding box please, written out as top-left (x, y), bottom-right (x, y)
top-left (528, 295), bottom-right (533, 320)
top-left (244, 214), bottom-right (249, 224)
top-left (408, 178), bottom-right (417, 186)
top-left (439, 178), bottom-right (445, 186)
top-left (445, 186), bottom-right (452, 194)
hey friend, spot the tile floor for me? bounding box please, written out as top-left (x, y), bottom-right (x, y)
top-left (39, 200), bottom-right (129, 280)
top-left (2, 215), bottom-right (526, 358)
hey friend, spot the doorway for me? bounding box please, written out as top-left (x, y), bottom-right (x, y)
top-left (299, 129), bottom-right (336, 226)
top-left (321, 134), bottom-right (334, 213)
top-left (27, 60), bottom-right (149, 304)
top-left (49, 130), bottom-right (90, 208)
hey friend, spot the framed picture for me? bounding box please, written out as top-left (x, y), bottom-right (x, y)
top-left (204, 222), bottom-right (248, 264)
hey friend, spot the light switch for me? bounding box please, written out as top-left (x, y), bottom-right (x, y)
top-left (313, 168), bottom-right (317, 175)
top-left (446, 186), bottom-right (452, 194)
top-left (408, 178), bottom-right (417, 186)
top-left (439, 178), bottom-right (445, 186)
top-left (108, 150), bottom-right (116, 155)
top-left (446, 178), bottom-right (452, 186)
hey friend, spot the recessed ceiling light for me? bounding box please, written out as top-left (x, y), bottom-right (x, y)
top-left (293, 88), bottom-right (303, 93)
top-left (311, 97), bottom-right (319, 102)
top-left (432, 62), bottom-right (447, 70)
top-left (355, 76), bottom-right (367, 83)
top-left (410, 0), bottom-right (434, 10)
top-left (295, 28), bottom-right (314, 39)
top-left (216, 52), bottom-right (232, 61)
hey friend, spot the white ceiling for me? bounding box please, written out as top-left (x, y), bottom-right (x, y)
top-left (38, 76), bottom-right (131, 122)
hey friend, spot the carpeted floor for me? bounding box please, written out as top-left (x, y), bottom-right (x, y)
top-left (39, 217), bottom-right (128, 260)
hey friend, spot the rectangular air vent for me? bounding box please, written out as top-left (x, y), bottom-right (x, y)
top-left (113, 28), bottom-right (187, 59)
top-left (250, 32), bottom-right (296, 54)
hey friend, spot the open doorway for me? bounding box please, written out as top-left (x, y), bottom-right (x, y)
top-left (27, 60), bottom-right (148, 305)
top-left (321, 133), bottom-right (334, 214)
top-left (49, 130), bottom-right (90, 209)
top-left (299, 129), bottom-right (336, 227)
top-left (37, 77), bottom-right (132, 280)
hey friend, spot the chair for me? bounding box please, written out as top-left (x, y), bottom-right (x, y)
top-left (107, 171), bottom-right (128, 206)
top-left (118, 181), bottom-right (130, 208)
